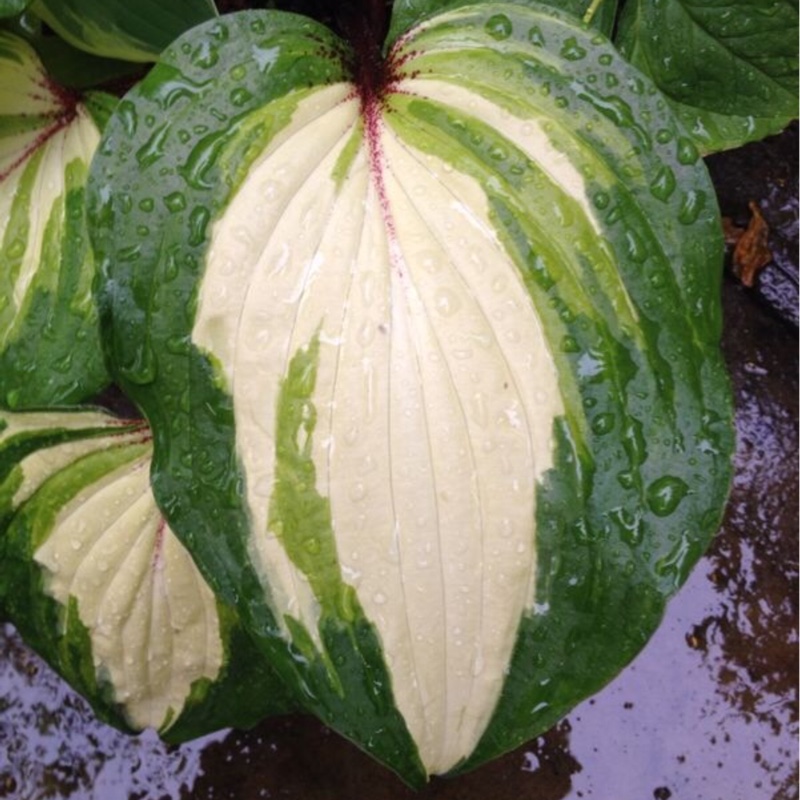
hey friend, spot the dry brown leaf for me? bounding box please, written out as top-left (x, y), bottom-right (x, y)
top-left (730, 202), bottom-right (773, 287)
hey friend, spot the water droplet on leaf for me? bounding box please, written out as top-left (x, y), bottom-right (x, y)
top-left (646, 475), bottom-right (689, 516)
top-left (560, 37), bottom-right (587, 61)
top-left (485, 14), bottom-right (513, 40)
top-left (649, 165), bottom-right (676, 202)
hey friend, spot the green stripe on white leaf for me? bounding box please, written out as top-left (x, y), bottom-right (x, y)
top-left (88, 5), bottom-right (733, 784)
top-left (0, 409), bottom-right (290, 739)
top-left (0, 31), bottom-right (108, 408)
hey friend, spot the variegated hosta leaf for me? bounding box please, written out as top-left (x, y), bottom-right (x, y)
top-left (0, 31), bottom-right (109, 408)
top-left (88, 5), bottom-right (734, 784)
top-left (0, 408), bottom-right (290, 741)
top-left (32, 0), bottom-right (218, 62)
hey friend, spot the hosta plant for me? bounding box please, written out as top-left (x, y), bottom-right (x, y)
top-left (0, 0), bottom-right (795, 787)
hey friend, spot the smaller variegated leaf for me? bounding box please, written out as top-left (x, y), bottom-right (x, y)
top-left (0, 31), bottom-right (110, 408)
top-left (0, 408), bottom-right (291, 741)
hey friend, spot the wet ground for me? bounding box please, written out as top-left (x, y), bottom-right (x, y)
top-left (1, 128), bottom-right (797, 800)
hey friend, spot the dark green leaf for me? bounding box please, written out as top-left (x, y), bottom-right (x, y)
top-left (0, 0), bottom-right (32, 19)
top-left (32, 0), bottom-right (218, 62)
top-left (615, 0), bottom-right (799, 152)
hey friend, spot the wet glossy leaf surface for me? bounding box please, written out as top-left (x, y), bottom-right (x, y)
top-left (0, 126), bottom-right (796, 798)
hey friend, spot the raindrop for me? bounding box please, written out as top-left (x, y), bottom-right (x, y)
top-left (357, 321), bottom-right (375, 347)
top-left (527, 25), bottom-right (545, 46)
top-left (117, 101), bottom-right (138, 136)
top-left (560, 335), bottom-right (580, 353)
top-left (471, 392), bottom-right (488, 427)
top-left (52, 353), bottom-right (73, 374)
top-left (165, 334), bottom-right (190, 355)
top-left (163, 249), bottom-right (180, 281)
top-left (648, 165), bottom-right (676, 202)
top-left (572, 516), bottom-right (595, 543)
top-left (136, 123), bottom-right (171, 168)
top-left (610, 506), bottom-right (644, 546)
top-left (624, 228), bottom-right (648, 263)
top-left (188, 206), bottom-right (211, 246)
top-left (120, 340), bottom-right (157, 385)
top-left (434, 287), bottom-right (461, 317)
top-left (593, 190), bottom-right (611, 209)
top-left (591, 412), bottom-right (615, 435)
top-left (485, 14), bottom-right (513, 41)
top-left (229, 64), bottom-right (246, 81)
top-left (655, 128), bottom-right (673, 144)
top-left (678, 190), bottom-right (706, 225)
top-left (676, 136), bottom-right (699, 165)
top-left (560, 37), bottom-right (587, 61)
top-left (230, 87), bottom-right (253, 107)
top-left (646, 475), bottom-right (689, 516)
top-left (622, 417), bottom-right (647, 466)
top-left (191, 40), bottom-right (220, 69)
top-left (164, 192), bottom-right (186, 214)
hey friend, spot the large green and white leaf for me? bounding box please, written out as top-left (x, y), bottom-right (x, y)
top-left (0, 31), bottom-right (109, 408)
top-left (615, 0), bottom-right (799, 153)
top-left (0, 408), bottom-right (291, 741)
top-left (31, 0), bottom-right (218, 62)
top-left (88, 4), bottom-right (734, 784)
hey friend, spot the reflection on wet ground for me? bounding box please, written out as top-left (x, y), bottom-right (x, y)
top-left (1, 136), bottom-right (796, 800)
